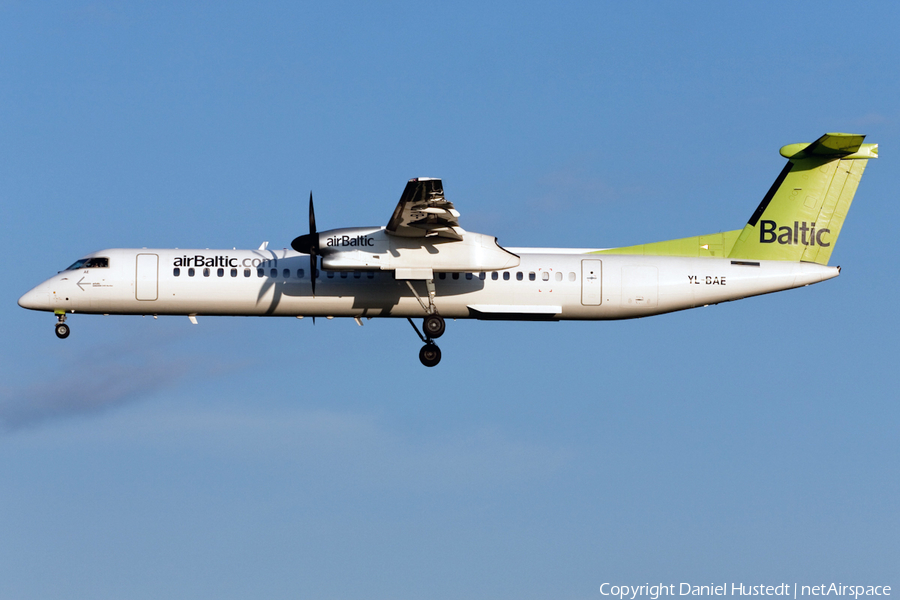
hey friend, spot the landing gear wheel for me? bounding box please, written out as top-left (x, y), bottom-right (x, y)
top-left (419, 343), bottom-right (441, 367)
top-left (423, 314), bottom-right (445, 339)
top-left (55, 323), bottom-right (70, 339)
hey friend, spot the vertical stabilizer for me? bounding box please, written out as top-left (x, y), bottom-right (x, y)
top-left (728, 133), bottom-right (877, 265)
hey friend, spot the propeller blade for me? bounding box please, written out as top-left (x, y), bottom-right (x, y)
top-left (310, 191), bottom-right (316, 296)
top-left (291, 192), bottom-right (319, 254)
top-left (310, 252), bottom-right (317, 296)
top-left (290, 190), bottom-right (320, 297)
top-left (309, 191), bottom-right (316, 236)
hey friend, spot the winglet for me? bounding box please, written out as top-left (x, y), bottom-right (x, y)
top-left (258, 241), bottom-right (269, 250)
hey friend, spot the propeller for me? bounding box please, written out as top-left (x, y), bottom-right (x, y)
top-left (291, 191), bottom-right (318, 296)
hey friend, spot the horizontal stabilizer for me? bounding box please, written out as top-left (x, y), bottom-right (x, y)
top-left (780, 133), bottom-right (877, 159)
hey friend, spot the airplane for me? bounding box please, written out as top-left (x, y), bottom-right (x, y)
top-left (18, 133), bottom-right (877, 367)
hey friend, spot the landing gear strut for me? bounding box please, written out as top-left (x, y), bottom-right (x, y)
top-left (55, 313), bottom-right (70, 339)
top-left (405, 278), bottom-right (447, 366)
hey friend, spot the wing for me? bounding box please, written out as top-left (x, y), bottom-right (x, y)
top-left (386, 178), bottom-right (464, 241)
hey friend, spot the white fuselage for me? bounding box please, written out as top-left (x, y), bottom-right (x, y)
top-left (19, 247), bottom-right (839, 321)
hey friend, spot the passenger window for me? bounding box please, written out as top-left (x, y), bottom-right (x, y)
top-left (173, 268), bottom-right (180, 277)
top-left (542, 272), bottom-right (550, 281)
top-left (555, 272), bottom-right (563, 282)
top-left (257, 268), bottom-right (264, 277)
top-left (353, 271), bottom-right (361, 279)
top-left (203, 268), bottom-right (210, 277)
top-left (568, 272), bottom-right (576, 281)
top-left (529, 272), bottom-right (536, 281)
top-left (327, 271), bottom-right (334, 279)
top-left (270, 268), bottom-right (277, 278)
top-left (340, 272), bottom-right (348, 278)
top-left (367, 272), bottom-right (374, 279)
top-left (452, 273), bottom-right (459, 280)
top-left (503, 272), bottom-right (510, 281)
top-left (217, 268), bottom-right (224, 277)
top-left (188, 268), bottom-right (195, 277)
top-left (231, 268), bottom-right (238, 277)
top-left (466, 273), bottom-right (473, 280)
top-left (244, 268), bottom-right (251, 277)
top-left (283, 268), bottom-right (290, 278)
top-left (516, 272), bottom-right (523, 281)
top-left (297, 269), bottom-right (305, 278)
top-left (491, 272), bottom-right (498, 280)
top-left (479, 272), bottom-right (486, 280)
top-left (438, 273), bottom-right (446, 280)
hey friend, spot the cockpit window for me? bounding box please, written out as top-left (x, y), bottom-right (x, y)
top-left (66, 257), bottom-right (109, 270)
top-left (66, 259), bottom-right (88, 270)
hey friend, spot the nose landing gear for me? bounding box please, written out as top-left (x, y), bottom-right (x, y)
top-left (55, 313), bottom-right (70, 339)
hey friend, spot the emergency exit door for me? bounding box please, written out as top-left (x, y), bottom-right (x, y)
top-left (581, 259), bottom-right (602, 305)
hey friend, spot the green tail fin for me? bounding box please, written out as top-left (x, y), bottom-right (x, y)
top-left (728, 133), bottom-right (877, 265)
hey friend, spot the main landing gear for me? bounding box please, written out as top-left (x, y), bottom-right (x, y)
top-left (419, 341), bottom-right (441, 368)
top-left (409, 315), bottom-right (445, 367)
top-left (55, 313), bottom-right (70, 339)
top-left (423, 313), bottom-right (445, 338)
top-left (404, 278), bottom-right (447, 367)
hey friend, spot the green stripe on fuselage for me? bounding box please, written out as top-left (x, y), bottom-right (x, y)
top-left (591, 230), bottom-right (742, 258)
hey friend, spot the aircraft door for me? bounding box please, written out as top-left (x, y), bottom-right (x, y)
top-left (622, 265), bottom-right (658, 307)
top-left (581, 259), bottom-right (602, 305)
top-left (135, 253), bottom-right (159, 301)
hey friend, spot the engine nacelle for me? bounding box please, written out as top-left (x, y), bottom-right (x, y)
top-left (317, 227), bottom-right (519, 272)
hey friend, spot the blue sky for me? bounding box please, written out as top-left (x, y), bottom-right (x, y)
top-left (2, 2), bottom-right (898, 598)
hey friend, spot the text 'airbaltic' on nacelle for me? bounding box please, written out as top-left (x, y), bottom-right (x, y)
top-left (317, 227), bottom-right (520, 272)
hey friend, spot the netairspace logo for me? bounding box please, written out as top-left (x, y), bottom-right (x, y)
top-left (599, 584), bottom-right (891, 600)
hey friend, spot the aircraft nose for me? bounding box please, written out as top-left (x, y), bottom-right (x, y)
top-left (18, 286), bottom-right (50, 311)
